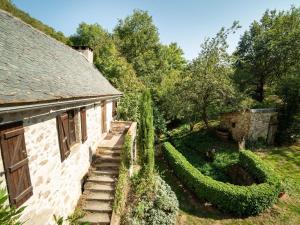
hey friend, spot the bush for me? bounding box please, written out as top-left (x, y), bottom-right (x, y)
top-left (113, 134), bottom-right (131, 215)
top-left (0, 186), bottom-right (24, 225)
top-left (163, 142), bottom-right (281, 216)
top-left (125, 175), bottom-right (178, 225)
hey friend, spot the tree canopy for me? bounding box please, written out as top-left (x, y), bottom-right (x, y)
top-left (234, 7), bottom-right (300, 102)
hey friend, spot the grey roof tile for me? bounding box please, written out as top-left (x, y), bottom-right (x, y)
top-left (0, 10), bottom-right (121, 105)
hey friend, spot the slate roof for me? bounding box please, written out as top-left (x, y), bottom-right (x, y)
top-left (0, 10), bottom-right (121, 106)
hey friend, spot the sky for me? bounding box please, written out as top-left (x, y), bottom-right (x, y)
top-left (12, 0), bottom-right (300, 60)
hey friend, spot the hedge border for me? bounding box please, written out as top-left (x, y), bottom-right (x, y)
top-left (163, 142), bottom-right (281, 216)
top-left (113, 134), bottom-right (131, 215)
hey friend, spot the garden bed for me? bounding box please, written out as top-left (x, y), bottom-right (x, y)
top-left (163, 142), bottom-right (281, 216)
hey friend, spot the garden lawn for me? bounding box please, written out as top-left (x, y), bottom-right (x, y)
top-left (157, 125), bottom-right (300, 225)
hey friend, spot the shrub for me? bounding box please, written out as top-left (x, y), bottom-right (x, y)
top-left (113, 134), bottom-right (131, 215)
top-left (0, 186), bottom-right (24, 225)
top-left (125, 175), bottom-right (178, 225)
top-left (163, 142), bottom-right (281, 216)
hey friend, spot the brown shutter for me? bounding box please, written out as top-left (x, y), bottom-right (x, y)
top-left (80, 108), bottom-right (87, 142)
top-left (57, 113), bottom-right (70, 161)
top-left (68, 111), bottom-right (76, 146)
top-left (101, 101), bottom-right (107, 133)
top-left (0, 122), bottom-right (33, 208)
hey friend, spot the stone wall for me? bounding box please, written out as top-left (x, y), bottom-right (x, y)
top-left (0, 100), bottom-right (115, 225)
top-left (220, 109), bottom-right (278, 144)
top-left (220, 111), bottom-right (251, 141)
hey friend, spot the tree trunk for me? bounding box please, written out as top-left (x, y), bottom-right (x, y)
top-left (190, 123), bottom-right (195, 131)
top-left (202, 109), bottom-right (209, 129)
top-left (256, 79), bottom-right (265, 102)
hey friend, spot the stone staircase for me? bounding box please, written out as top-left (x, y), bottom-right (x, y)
top-left (79, 142), bottom-right (123, 224)
top-left (78, 122), bottom-right (132, 225)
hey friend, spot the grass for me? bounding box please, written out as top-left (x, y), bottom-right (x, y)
top-left (157, 123), bottom-right (300, 225)
top-left (169, 125), bottom-right (240, 182)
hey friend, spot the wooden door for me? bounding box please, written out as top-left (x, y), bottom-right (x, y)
top-left (0, 121), bottom-right (33, 207)
top-left (101, 101), bottom-right (107, 133)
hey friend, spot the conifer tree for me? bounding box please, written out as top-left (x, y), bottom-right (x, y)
top-left (138, 89), bottom-right (154, 175)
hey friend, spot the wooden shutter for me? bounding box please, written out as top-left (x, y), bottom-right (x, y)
top-left (57, 113), bottom-right (70, 161)
top-left (0, 122), bottom-right (33, 207)
top-left (80, 108), bottom-right (87, 142)
top-left (101, 102), bottom-right (107, 133)
top-left (68, 110), bottom-right (76, 146)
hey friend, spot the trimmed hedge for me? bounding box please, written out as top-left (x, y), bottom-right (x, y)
top-left (163, 142), bottom-right (281, 216)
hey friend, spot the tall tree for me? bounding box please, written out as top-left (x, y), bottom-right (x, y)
top-left (138, 90), bottom-right (155, 175)
top-left (69, 23), bottom-right (144, 121)
top-left (114, 10), bottom-right (186, 86)
top-left (177, 25), bottom-right (238, 129)
top-left (234, 7), bottom-right (300, 102)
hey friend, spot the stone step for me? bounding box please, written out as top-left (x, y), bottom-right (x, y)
top-left (98, 146), bottom-right (122, 151)
top-left (78, 212), bottom-right (111, 225)
top-left (85, 182), bottom-right (115, 192)
top-left (82, 200), bottom-right (112, 213)
top-left (88, 175), bottom-right (117, 184)
top-left (85, 191), bottom-right (114, 201)
top-left (98, 149), bottom-right (121, 156)
top-left (95, 155), bottom-right (121, 163)
top-left (91, 169), bottom-right (119, 176)
top-left (94, 162), bottom-right (120, 170)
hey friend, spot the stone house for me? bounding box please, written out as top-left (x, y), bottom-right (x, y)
top-left (220, 109), bottom-right (278, 144)
top-left (0, 10), bottom-right (123, 224)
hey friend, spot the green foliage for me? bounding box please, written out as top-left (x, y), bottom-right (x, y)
top-left (276, 73), bottom-right (300, 143)
top-left (125, 175), bottom-right (178, 225)
top-left (0, 187), bottom-right (24, 225)
top-left (69, 23), bottom-right (144, 122)
top-left (113, 166), bottom-right (129, 215)
top-left (114, 10), bottom-right (186, 87)
top-left (170, 128), bottom-right (239, 182)
top-left (138, 90), bottom-right (155, 174)
top-left (163, 142), bottom-right (281, 216)
top-left (113, 134), bottom-right (131, 215)
top-left (53, 210), bottom-right (89, 225)
top-left (0, 0), bottom-right (68, 43)
top-left (173, 24), bottom-right (239, 128)
top-left (234, 7), bottom-right (300, 102)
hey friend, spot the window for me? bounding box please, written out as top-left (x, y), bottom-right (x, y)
top-left (0, 121), bottom-right (33, 207)
top-left (57, 110), bottom-right (77, 161)
top-left (80, 108), bottom-right (87, 143)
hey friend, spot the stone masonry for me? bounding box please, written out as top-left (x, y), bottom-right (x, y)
top-left (220, 109), bottom-right (278, 144)
top-left (0, 100), bottom-right (114, 225)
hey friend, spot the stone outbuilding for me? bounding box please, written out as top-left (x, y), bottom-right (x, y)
top-left (0, 10), bottom-right (124, 225)
top-left (220, 109), bottom-right (278, 145)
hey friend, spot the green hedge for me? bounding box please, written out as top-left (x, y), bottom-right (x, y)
top-left (113, 134), bottom-right (131, 215)
top-left (163, 142), bottom-right (281, 216)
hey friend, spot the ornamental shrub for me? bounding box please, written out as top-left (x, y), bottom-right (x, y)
top-left (163, 142), bottom-right (281, 216)
top-left (125, 175), bottom-right (178, 225)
